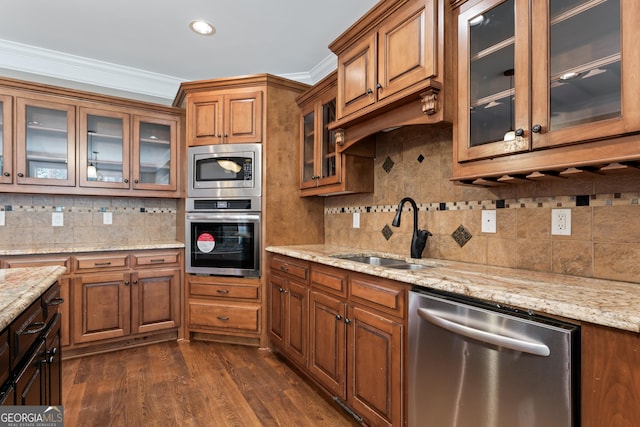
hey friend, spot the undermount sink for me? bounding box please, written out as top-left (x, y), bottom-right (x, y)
top-left (332, 254), bottom-right (434, 271)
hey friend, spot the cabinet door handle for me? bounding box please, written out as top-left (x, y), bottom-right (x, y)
top-left (216, 289), bottom-right (230, 294)
top-left (3, 172), bottom-right (9, 177)
top-left (47, 297), bottom-right (65, 306)
top-left (376, 83), bottom-right (382, 90)
top-left (94, 262), bottom-right (112, 266)
top-left (278, 288), bottom-right (285, 293)
top-left (132, 280), bottom-right (138, 285)
top-left (217, 316), bottom-right (229, 321)
top-left (124, 178), bottom-right (129, 183)
top-left (150, 259), bottom-right (166, 263)
top-left (134, 179), bottom-right (139, 184)
top-left (17, 172), bottom-right (24, 177)
top-left (125, 281), bottom-right (130, 286)
top-left (336, 314), bottom-right (342, 320)
top-left (532, 124), bottom-right (542, 133)
top-left (344, 318), bottom-right (351, 324)
top-left (21, 321), bottom-right (46, 335)
top-left (279, 265), bottom-right (289, 272)
top-left (366, 88), bottom-right (373, 95)
top-left (515, 128), bottom-right (525, 137)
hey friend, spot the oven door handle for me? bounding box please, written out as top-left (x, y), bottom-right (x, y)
top-left (417, 308), bottom-right (550, 357)
top-left (186, 213), bottom-right (260, 221)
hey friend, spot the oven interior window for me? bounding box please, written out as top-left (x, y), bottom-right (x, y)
top-left (195, 156), bottom-right (252, 182)
top-left (190, 222), bottom-right (256, 269)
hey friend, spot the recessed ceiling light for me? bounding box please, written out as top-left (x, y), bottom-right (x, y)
top-left (189, 20), bottom-right (215, 36)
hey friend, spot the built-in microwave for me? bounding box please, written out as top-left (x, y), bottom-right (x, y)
top-left (188, 143), bottom-right (262, 198)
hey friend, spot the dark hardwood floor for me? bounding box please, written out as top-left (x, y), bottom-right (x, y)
top-left (62, 341), bottom-right (359, 427)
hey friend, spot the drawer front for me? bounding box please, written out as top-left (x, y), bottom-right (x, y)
top-left (132, 251), bottom-right (180, 268)
top-left (9, 300), bottom-right (45, 369)
top-left (0, 256), bottom-right (72, 274)
top-left (74, 254), bottom-right (129, 272)
top-left (349, 274), bottom-right (406, 318)
top-left (189, 302), bottom-right (260, 332)
top-left (0, 329), bottom-right (8, 385)
top-left (270, 256), bottom-right (309, 281)
top-left (190, 281), bottom-right (259, 300)
top-left (41, 282), bottom-right (63, 324)
top-left (311, 265), bottom-right (348, 296)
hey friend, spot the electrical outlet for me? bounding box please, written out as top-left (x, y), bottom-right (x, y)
top-left (353, 212), bottom-right (360, 228)
top-left (103, 212), bottom-right (113, 225)
top-left (52, 212), bottom-right (64, 227)
top-left (551, 208), bottom-right (571, 235)
top-left (0, 211), bottom-right (5, 226)
top-left (481, 210), bottom-right (497, 233)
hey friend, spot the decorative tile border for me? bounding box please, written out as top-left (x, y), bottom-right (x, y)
top-left (325, 192), bottom-right (640, 215)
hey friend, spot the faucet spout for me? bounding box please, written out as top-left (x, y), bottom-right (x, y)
top-left (392, 197), bottom-right (432, 258)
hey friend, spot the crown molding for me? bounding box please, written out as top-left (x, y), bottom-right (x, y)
top-left (0, 39), bottom-right (184, 102)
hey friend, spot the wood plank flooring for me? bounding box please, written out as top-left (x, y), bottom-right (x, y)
top-left (62, 341), bottom-right (359, 427)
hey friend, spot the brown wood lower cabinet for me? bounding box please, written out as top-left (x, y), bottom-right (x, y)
top-left (268, 255), bottom-right (405, 427)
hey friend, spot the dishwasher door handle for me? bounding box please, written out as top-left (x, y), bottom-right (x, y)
top-left (417, 308), bottom-right (551, 356)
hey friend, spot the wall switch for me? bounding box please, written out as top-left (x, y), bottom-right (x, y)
top-left (481, 210), bottom-right (497, 233)
top-left (52, 212), bottom-right (64, 227)
top-left (0, 211), bottom-right (4, 226)
top-left (103, 212), bottom-right (113, 225)
top-left (353, 212), bottom-right (360, 228)
top-left (551, 208), bottom-right (571, 235)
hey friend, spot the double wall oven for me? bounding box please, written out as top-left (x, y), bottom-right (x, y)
top-left (186, 143), bottom-right (262, 277)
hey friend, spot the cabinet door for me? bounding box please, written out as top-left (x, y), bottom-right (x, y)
top-left (15, 97), bottom-right (76, 186)
top-left (14, 340), bottom-right (45, 406)
top-left (530, 0), bottom-right (640, 149)
top-left (73, 273), bottom-right (130, 343)
top-left (131, 268), bottom-right (180, 334)
top-left (377, 0), bottom-right (436, 101)
top-left (285, 280), bottom-right (308, 367)
top-left (300, 97), bottom-right (339, 191)
top-left (300, 104), bottom-right (317, 187)
top-left (224, 90), bottom-right (263, 144)
top-left (0, 95), bottom-right (12, 184)
top-left (309, 290), bottom-right (347, 400)
top-left (189, 93), bottom-right (224, 145)
top-left (268, 273), bottom-right (287, 346)
top-left (79, 107), bottom-right (130, 189)
top-left (456, 0), bottom-right (531, 161)
top-left (337, 33), bottom-right (377, 118)
top-left (348, 305), bottom-right (403, 427)
top-left (132, 115), bottom-right (178, 191)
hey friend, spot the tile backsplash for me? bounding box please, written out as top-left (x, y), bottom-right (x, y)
top-left (325, 124), bottom-right (640, 284)
top-left (0, 194), bottom-right (178, 247)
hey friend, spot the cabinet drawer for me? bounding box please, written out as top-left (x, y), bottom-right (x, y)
top-left (74, 254), bottom-right (129, 272)
top-left (0, 256), bottom-right (72, 274)
top-left (349, 274), bottom-right (406, 318)
top-left (270, 256), bottom-right (309, 281)
top-left (132, 251), bottom-right (180, 268)
top-left (189, 302), bottom-right (260, 332)
top-left (190, 281), bottom-right (259, 300)
top-left (311, 264), bottom-right (348, 296)
top-left (41, 282), bottom-right (63, 324)
top-left (0, 329), bottom-right (8, 385)
top-left (9, 300), bottom-right (45, 369)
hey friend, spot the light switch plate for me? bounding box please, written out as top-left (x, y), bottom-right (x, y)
top-left (52, 212), bottom-right (64, 227)
top-left (481, 210), bottom-right (497, 233)
top-left (0, 211), bottom-right (5, 226)
top-left (353, 212), bottom-right (360, 228)
top-left (103, 212), bottom-right (113, 225)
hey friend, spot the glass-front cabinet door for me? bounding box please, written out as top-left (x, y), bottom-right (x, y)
top-left (457, 0), bottom-right (530, 161)
top-left (132, 115), bottom-right (177, 191)
top-left (299, 98), bottom-right (339, 190)
top-left (0, 95), bottom-right (12, 184)
top-left (79, 108), bottom-right (130, 189)
top-left (531, 0), bottom-right (637, 149)
top-left (15, 98), bottom-right (76, 186)
top-left (301, 107), bottom-right (316, 185)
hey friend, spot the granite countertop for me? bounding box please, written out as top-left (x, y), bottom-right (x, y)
top-left (266, 244), bottom-right (640, 333)
top-left (0, 266), bottom-right (67, 331)
top-left (0, 241), bottom-right (185, 256)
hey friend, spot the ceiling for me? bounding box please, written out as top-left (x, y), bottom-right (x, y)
top-left (0, 0), bottom-right (379, 105)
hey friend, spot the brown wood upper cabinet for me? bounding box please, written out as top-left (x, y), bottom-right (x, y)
top-left (297, 72), bottom-right (374, 197)
top-left (453, 0), bottom-right (640, 181)
top-left (0, 95), bottom-right (13, 185)
top-left (329, 0), bottom-right (445, 145)
top-left (187, 89), bottom-right (262, 145)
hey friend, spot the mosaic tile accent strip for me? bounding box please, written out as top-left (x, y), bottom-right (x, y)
top-left (325, 192), bottom-right (640, 215)
top-left (452, 225), bottom-right (472, 247)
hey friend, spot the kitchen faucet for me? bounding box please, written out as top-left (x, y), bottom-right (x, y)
top-left (392, 197), bottom-right (432, 258)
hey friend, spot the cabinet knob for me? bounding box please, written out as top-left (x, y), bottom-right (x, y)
top-left (17, 172), bottom-right (24, 177)
top-left (515, 128), bottom-right (525, 137)
top-left (133, 280), bottom-right (138, 285)
top-left (125, 281), bottom-right (130, 286)
top-left (344, 318), bottom-right (351, 324)
top-left (134, 179), bottom-right (139, 184)
top-left (336, 314), bottom-right (342, 320)
top-left (279, 287), bottom-right (285, 293)
top-left (532, 124), bottom-right (542, 133)
top-left (2, 172), bottom-right (9, 177)
top-left (376, 83), bottom-right (382, 90)
top-left (366, 88), bottom-right (373, 95)
top-left (280, 265), bottom-right (289, 272)
top-left (216, 134), bottom-right (222, 138)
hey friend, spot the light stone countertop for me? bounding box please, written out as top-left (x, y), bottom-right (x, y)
top-left (0, 241), bottom-right (185, 256)
top-left (0, 266), bottom-right (67, 331)
top-left (266, 244), bottom-right (640, 333)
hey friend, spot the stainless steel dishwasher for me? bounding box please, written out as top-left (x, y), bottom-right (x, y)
top-left (408, 288), bottom-right (579, 427)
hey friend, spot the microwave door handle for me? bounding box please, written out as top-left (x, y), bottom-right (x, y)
top-left (417, 308), bottom-right (550, 357)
